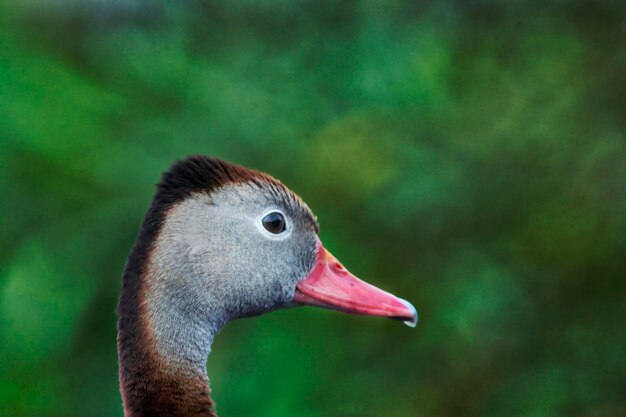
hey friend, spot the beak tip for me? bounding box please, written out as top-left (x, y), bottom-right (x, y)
top-left (399, 298), bottom-right (418, 328)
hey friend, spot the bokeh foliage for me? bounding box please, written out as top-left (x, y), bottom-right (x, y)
top-left (1, 1), bottom-right (625, 416)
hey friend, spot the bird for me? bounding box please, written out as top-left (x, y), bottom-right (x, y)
top-left (117, 155), bottom-right (417, 417)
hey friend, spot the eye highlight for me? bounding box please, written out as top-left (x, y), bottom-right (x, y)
top-left (262, 211), bottom-right (286, 234)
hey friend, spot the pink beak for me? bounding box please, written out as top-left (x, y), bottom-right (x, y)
top-left (294, 238), bottom-right (417, 327)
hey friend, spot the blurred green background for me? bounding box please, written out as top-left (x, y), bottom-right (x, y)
top-left (1, 1), bottom-right (625, 416)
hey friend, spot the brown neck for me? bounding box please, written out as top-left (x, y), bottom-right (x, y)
top-left (117, 273), bottom-right (218, 417)
top-left (117, 195), bottom-right (218, 417)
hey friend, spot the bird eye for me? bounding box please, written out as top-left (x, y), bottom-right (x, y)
top-left (262, 211), bottom-right (286, 234)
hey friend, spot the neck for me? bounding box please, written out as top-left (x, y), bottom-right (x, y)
top-left (117, 216), bottom-right (225, 417)
top-left (118, 270), bottom-right (220, 417)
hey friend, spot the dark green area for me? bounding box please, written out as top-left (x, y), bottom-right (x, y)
top-left (1, 1), bottom-right (625, 416)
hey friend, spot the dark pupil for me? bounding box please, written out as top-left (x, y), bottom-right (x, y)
top-left (262, 212), bottom-right (286, 234)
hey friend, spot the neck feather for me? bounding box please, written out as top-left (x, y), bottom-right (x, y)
top-left (117, 199), bottom-right (221, 417)
top-left (118, 265), bottom-right (220, 417)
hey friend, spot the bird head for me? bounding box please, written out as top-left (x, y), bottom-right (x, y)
top-left (144, 156), bottom-right (417, 333)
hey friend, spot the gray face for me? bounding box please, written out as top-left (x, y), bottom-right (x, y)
top-left (146, 182), bottom-right (318, 365)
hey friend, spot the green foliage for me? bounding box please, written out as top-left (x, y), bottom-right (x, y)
top-left (1, 1), bottom-right (625, 416)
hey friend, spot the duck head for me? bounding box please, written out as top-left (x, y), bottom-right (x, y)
top-left (143, 156), bottom-right (416, 336)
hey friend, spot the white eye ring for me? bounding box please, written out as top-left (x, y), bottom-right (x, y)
top-left (256, 209), bottom-right (291, 240)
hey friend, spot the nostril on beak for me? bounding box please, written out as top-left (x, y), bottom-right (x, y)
top-left (333, 262), bottom-right (345, 271)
